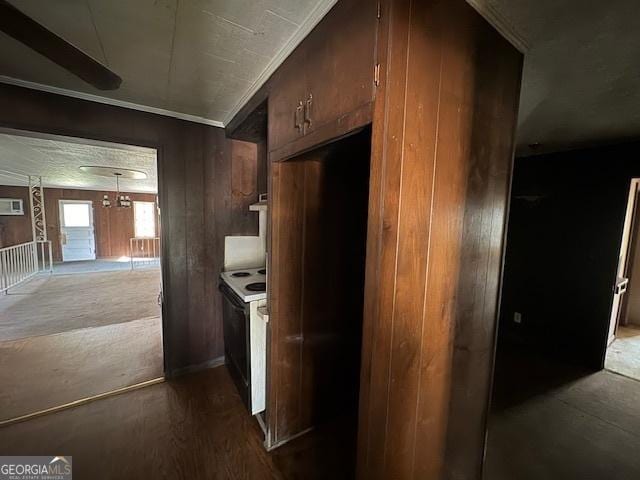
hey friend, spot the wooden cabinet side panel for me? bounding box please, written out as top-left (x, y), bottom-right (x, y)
top-left (442, 12), bottom-right (523, 479)
top-left (268, 161), bottom-right (306, 441)
top-left (357, 0), bottom-right (523, 478)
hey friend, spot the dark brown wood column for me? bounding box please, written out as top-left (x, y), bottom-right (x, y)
top-left (357, 0), bottom-right (523, 478)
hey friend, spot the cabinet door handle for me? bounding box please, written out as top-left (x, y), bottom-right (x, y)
top-left (295, 101), bottom-right (304, 133)
top-left (304, 94), bottom-right (313, 129)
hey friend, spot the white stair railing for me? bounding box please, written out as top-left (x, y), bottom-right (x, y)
top-left (0, 240), bottom-right (53, 293)
top-left (0, 241), bottom-right (38, 293)
top-left (129, 237), bottom-right (161, 270)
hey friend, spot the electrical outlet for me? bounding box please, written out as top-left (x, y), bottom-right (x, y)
top-left (514, 312), bottom-right (522, 324)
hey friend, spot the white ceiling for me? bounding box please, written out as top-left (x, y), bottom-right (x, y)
top-left (0, 132), bottom-right (157, 193)
top-left (488, 0), bottom-right (640, 154)
top-left (0, 0), bottom-right (637, 154)
top-left (0, 0), bottom-right (336, 126)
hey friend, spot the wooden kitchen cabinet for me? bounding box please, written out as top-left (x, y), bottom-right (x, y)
top-left (302, 0), bottom-right (378, 137)
top-left (267, 46), bottom-right (307, 153)
top-left (268, 0), bottom-right (378, 157)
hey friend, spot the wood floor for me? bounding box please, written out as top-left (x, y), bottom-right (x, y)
top-left (486, 347), bottom-right (640, 480)
top-left (0, 366), bottom-right (356, 480)
top-left (0, 316), bottom-right (163, 421)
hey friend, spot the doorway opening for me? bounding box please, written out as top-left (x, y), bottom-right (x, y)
top-left (267, 127), bottom-right (371, 474)
top-left (605, 178), bottom-right (640, 381)
top-left (0, 129), bottom-right (164, 423)
top-left (484, 152), bottom-right (640, 480)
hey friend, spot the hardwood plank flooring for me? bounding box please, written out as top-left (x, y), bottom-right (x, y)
top-left (0, 317), bottom-right (163, 421)
top-left (0, 366), bottom-right (355, 480)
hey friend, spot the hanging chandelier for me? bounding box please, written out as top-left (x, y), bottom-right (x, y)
top-left (102, 172), bottom-right (131, 208)
top-left (78, 166), bottom-right (147, 208)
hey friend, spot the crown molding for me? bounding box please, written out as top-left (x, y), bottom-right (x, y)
top-left (465, 0), bottom-right (529, 53)
top-left (0, 75), bottom-right (225, 128)
top-left (1, 0), bottom-right (523, 132)
top-left (224, 0), bottom-right (338, 125)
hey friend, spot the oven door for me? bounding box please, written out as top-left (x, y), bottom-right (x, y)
top-left (219, 282), bottom-right (251, 409)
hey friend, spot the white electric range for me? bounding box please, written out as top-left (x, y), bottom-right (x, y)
top-left (219, 267), bottom-right (267, 302)
top-left (219, 266), bottom-right (268, 416)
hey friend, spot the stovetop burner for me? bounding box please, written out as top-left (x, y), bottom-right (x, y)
top-left (246, 282), bottom-right (266, 292)
top-left (258, 269), bottom-right (266, 275)
top-left (231, 272), bottom-right (251, 277)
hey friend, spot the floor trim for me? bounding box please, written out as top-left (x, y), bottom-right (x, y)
top-left (169, 356), bottom-right (226, 378)
top-left (0, 377), bottom-right (165, 428)
top-left (265, 427), bottom-right (314, 452)
top-left (604, 368), bottom-right (640, 383)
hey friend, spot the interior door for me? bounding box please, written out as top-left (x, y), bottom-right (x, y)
top-left (608, 179), bottom-right (640, 344)
top-left (59, 200), bottom-right (96, 262)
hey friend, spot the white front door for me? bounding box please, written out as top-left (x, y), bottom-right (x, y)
top-left (59, 200), bottom-right (96, 262)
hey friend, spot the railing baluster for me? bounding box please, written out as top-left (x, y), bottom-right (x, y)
top-left (9, 248), bottom-right (14, 288)
top-left (0, 241), bottom-right (46, 293)
top-left (128, 237), bottom-right (160, 270)
top-left (1, 250), bottom-right (5, 291)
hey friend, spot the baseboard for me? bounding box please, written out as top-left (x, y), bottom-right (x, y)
top-left (168, 356), bottom-right (225, 377)
top-left (265, 427), bottom-right (314, 452)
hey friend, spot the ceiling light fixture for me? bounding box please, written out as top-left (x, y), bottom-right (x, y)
top-left (79, 166), bottom-right (145, 208)
top-left (102, 173), bottom-right (131, 208)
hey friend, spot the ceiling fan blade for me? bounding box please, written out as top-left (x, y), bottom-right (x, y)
top-left (0, 0), bottom-right (122, 90)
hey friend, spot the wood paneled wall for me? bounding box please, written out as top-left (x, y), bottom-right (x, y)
top-left (0, 185), bottom-right (156, 259)
top-left (0, 185), bottom-right (31, 248)
top-left (357, 0), bottom-right (522, 478)
top-left (0, 84), bottom-right (261, 375)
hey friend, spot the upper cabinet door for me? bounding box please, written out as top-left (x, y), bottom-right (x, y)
top-left (268, 46), bottom-right (307, 153)
top-left (302, 0), bottom-right (378, 137)
top-left (268, 0), bottom-right (378, 155)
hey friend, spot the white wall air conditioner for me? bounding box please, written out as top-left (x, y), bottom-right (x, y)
top-left (0, 198), bottom-right (24, 215)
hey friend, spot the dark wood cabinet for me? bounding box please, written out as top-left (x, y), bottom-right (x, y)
top-left (229, 0), bottom-right (523, 474)
top-left (268, 0), bottom-right (378, 157)
top-left (302, 0), bottom-right (378, 137)
top-left (267, 46), bottom-right (307, 152)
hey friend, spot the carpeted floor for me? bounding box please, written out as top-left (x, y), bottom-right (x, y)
top-left (51, 258), bottom-right (160, 275)
top-left (605, 326), bottom-right (640, 381)
top-left (0, 316), bottom-right (163, 422)
top-left (0, 269), bottom-right (161, 341)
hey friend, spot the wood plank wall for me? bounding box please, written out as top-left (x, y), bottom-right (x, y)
top-left (0, 185), bottom-right (31, 248)
top-left (357, 0), bottom-right (522, 478)
top-left (0, 84), bottom-right (262, 375)
top-left (0, 185), bottom-right (156, 260)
